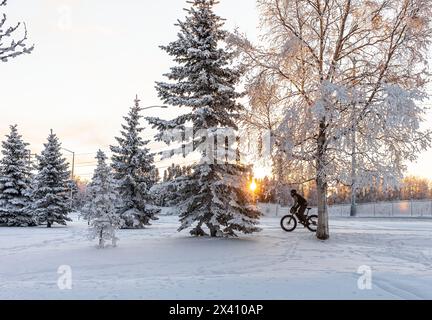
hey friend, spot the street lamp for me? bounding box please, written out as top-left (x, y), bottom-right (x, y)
top-left (134, 94), bottom-right (168, 111)
top-left (143, 106), bottom-right (169, 110)
top-left (62, 148), bottom-right (75, 180)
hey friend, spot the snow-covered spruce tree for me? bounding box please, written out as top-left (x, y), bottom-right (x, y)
top-left (147, 0), bottom-right (262, 237)
top-left (110, 96), bottom-right (160, 229)
top-left (30, 130), bottom-right (72, 228)
top-left (0, 0), bottom-right (34, 62)
top-left (86, 150), bottom-right (122, 248)
top-left (0, 125), bottom-right (35, 226)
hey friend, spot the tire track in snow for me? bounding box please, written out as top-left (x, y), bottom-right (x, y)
top-left (372, 276), bottom-right (426, 300)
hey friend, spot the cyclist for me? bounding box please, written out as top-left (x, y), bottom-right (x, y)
top-left (290, 189), bottom-right (308, 224)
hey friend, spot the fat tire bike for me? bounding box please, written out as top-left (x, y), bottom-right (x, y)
top-left (280, 208), bottom-right (318, 233)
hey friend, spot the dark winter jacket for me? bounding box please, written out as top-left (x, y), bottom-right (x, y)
top-left (293, 194), bottom-right (307, 209)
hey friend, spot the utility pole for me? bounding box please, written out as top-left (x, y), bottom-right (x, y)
top-left (350, 123), bottom-right (357, 217)
top-left (62, 148), bottom-right (75, 209)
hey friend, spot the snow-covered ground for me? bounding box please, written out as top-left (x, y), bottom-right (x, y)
top-left (1, 213), bottom-right (431, 300)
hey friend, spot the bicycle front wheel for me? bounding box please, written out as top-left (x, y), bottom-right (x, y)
top-left (280, 215), bottom-right (297, 232)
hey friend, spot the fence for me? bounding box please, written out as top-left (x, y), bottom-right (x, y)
top-left (258, 199), bottom-right (432, 218)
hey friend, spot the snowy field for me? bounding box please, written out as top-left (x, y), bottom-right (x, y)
top-left (1, 213), bottom-right (431, 300)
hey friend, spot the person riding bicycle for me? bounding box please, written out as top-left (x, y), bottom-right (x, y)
top-left (290, 190), bottom-right (308, 224)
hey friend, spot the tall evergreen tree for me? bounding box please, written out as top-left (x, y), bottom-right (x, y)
top-left (148, 0), bottom-right (262, 237)
top-left (110, 96), bottom-right (160, 229)
top-left (30, 130), bottom-right (72, 228)
top-left (86, 150), bottom-right (122, 248)
top-left (0, 125), bottom-right (34, 226)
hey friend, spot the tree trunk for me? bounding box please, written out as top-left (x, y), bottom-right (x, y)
top-left (99, 229), bottom-right (104, 248)
top-left (316, 177), bottom-right (329, 240)
top-left (47, 221), bottom-right (52, 228)
top-left (207, 223), bottom-right (218, 237)
top-left (350, 188), bottom-right (357, 217)
top-left (316, 121), bottom-right (330, 240)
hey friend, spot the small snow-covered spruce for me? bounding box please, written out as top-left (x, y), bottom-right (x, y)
top-left (0, 0), bottom-right (34, 63)
top-left (110, 96), bottom-right (160, 229)
top-left (147, 0), bottom-right (262, 237)
top-left (0, 125), bottom-right (35, 226)
top-left (86, 150), bottom-right (122, 248)
top-left (30, 130), bottom-right (72, 228)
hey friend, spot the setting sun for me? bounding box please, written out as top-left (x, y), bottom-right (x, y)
top-left (249, 180), bottom-right (258, 192)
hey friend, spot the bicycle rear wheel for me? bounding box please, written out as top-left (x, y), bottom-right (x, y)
top-left (307, 215), bottom-right (318, 232)
top-left (280, 215), bottom-right (297, 232)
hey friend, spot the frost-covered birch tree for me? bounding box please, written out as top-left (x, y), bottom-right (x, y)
top-left (240, 75), bottom-right (285, 162)
top-left (110, 96), bottom-right (160, 229)
top-left (0, 0), bottom-right (33, 63)
top-left (234, 0), bottom-right (432, 240)
top-left (0, 125), bottom-right (34, 226)
top-left (147, 0), bottom-right (262, 237)
top-left (86, 151), bottom-right (122, 248)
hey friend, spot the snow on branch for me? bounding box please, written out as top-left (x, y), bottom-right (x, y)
top-left (0, 1), bottom-right (34, 62)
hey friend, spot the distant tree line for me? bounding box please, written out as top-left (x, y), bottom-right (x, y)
top-left (255, 176), bottom-right (432, 207)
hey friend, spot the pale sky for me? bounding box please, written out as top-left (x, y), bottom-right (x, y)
top-left (1, 0), bottom-right (431, 180)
